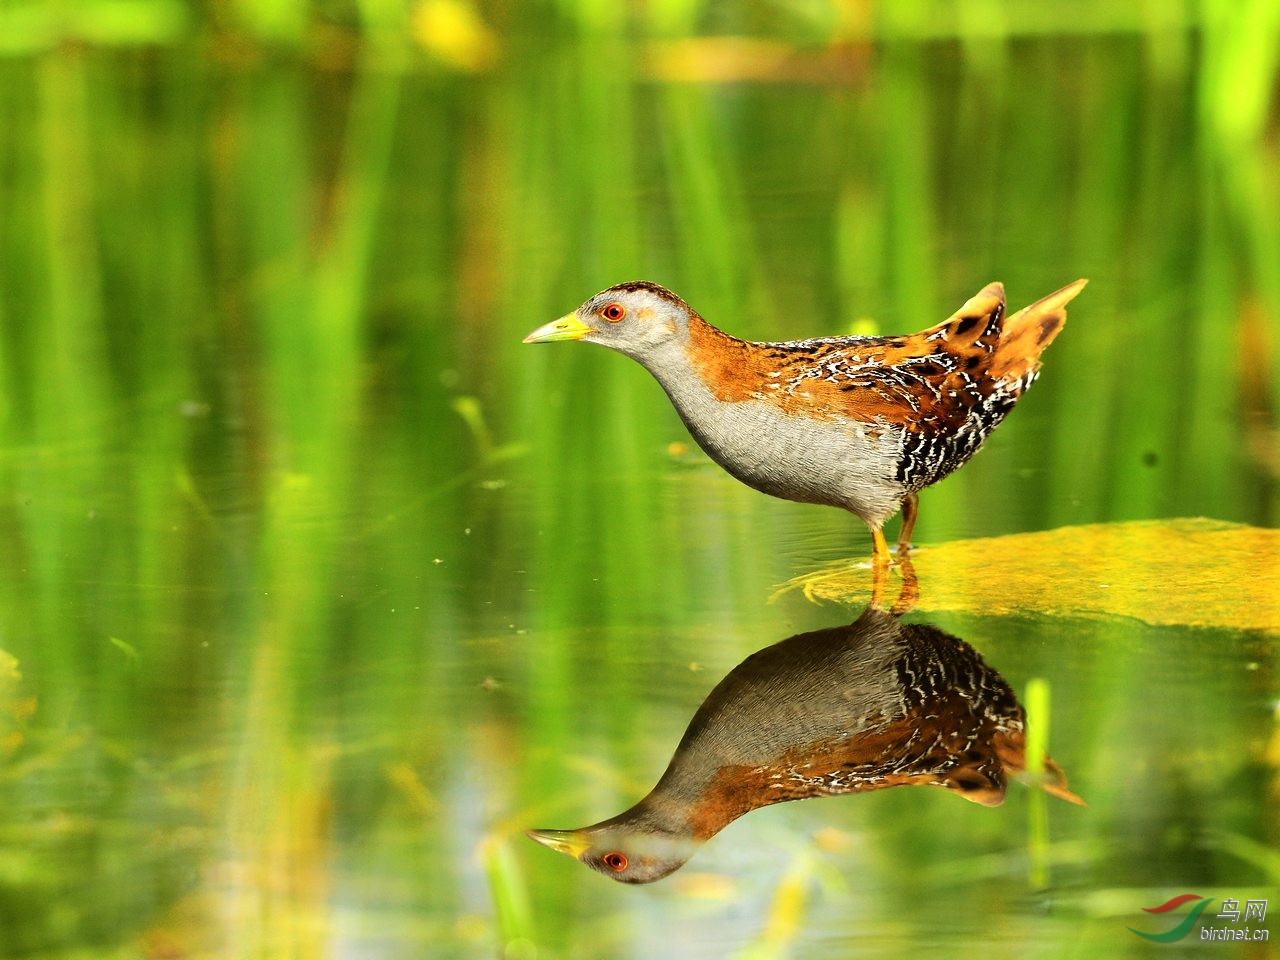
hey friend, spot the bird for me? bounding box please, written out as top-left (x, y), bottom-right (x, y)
top-left (524, 279), bottom-right (1086, 564)
top-left (527, 605), bottom-right (1084, 884)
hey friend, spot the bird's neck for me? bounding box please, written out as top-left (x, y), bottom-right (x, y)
top-left (600, 777), bottom-right (740, 845)
top-left (635, 757), bottom-right (760, 842)
top-left (637, 315), bottom-right (758, 415)
top-left (686, 315), bottom-right (759, 400)
top-left (600, 791), bottom-right (697, 838)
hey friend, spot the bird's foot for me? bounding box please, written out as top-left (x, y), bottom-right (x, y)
top-left (870, 550), bottom-right (918, 613)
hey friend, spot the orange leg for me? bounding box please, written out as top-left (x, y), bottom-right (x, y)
top-left (869, 526), bottom-right (891, 608)
top-left (869, 532), bottom-right (918, 613)
top-left (897, 493), bottom-right (919, 555)
top-left (870, 527), bottom-right (892, 567)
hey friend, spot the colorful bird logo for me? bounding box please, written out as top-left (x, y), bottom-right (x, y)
top-left (1128, 894), bottom-right (1215, 942)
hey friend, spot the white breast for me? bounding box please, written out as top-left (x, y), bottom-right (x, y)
top-left (645, 355), bottom-right (906, 527)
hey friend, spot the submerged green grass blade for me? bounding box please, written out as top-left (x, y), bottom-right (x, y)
top-left (1025, 676), bottom-right (1050, 889)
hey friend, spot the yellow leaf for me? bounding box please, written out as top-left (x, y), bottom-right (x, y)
top-left (412, 0), bottom-right (499, 72)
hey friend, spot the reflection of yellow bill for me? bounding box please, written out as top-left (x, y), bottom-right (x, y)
top-left (525, 828), bottom-right (590, 858)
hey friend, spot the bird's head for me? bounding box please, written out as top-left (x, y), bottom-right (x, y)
top-left (525, 822), bottom-right (695, 885)
top-left (523, 281), bottom-right (696, 362)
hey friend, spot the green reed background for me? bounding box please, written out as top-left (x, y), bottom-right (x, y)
top-left (1, 1), bottom-right (1277, 957)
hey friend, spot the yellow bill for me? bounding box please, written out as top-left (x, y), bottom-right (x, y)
top-left (523, 313), bottom-right (591, 343)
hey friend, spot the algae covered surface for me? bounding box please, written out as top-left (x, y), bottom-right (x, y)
top-left (785, 519), bottom-right (1280, 634)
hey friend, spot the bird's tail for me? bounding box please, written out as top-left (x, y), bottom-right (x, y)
top-left (1037, 754), bottom-right (1088, 806)
top-left (994, 733), bottom-right (1089, 807)
top-left (991, 278), bottom-right (1088, 381)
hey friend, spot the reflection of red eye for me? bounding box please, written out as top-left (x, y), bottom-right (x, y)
top-left (602, 852), bottom-right (628, 871)
top-left (601, 303), bottom-right (626, 322)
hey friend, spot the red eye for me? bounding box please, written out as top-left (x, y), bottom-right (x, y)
top-left (601, 302), bottom-right (626, 322)
top-left (602, 852), bottom-right (628, 871)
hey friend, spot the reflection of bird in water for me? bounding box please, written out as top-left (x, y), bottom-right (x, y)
top-left (528, 605), bottom-right (1083, 884)
top-left (524, 280), bottom-right (1086, 565)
